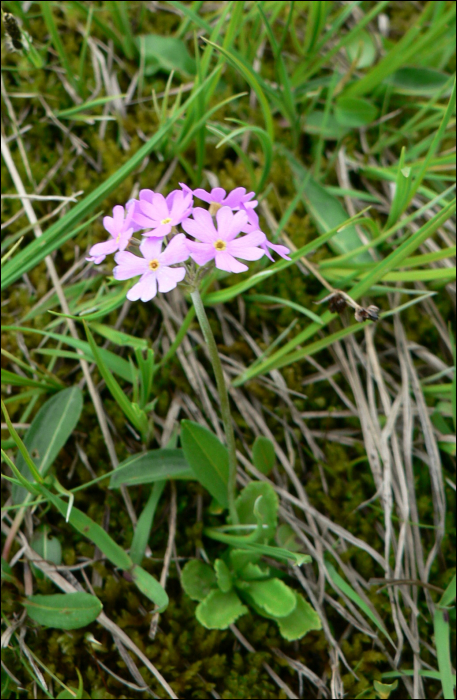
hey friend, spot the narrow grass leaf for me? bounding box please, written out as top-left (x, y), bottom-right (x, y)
top-left (325, 561), bottom-right (394, 645)
top-left (130, 481), bottom-right (166, 565)
top-left (41, 485), bottom-right (133, 570)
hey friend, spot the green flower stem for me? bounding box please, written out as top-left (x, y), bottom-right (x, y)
top-left (190, 288), bottom-right (239, 525)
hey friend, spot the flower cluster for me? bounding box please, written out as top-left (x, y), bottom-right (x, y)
top-left (86, 185), bottom-right (290, 302)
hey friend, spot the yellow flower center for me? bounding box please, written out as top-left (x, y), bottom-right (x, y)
top-left (161, 217), bottom-right (172, 225)
top-left (149, 259), bottom-right (160, 271)
top-left (116, 234), bottom-right (121, 243)
top-left (214, 239), bottom-right (226, 251)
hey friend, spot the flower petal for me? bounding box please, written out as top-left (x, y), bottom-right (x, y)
top-left (102, 215), bottom-right (118, 237)
top-left (223, 187), bottom-right (247, 208)
top-left (113, 251), bottom-right (148, 279)
top-left (151, 193), bottom-right (169, 220)
top-left (159, 233), bottom-right (189, 265)
top-left (139, 189), bottom-right (155, 204)
top-left (156, 265), bottom-right (186, 293)
top-left (214, 251), bottom-right (248, 273)
top-left (226, 230), bottom-right (266, 255)
top-left (266, 241), bottom-right (291, 260)
top-left (186, 241), bottom-right (215, 266)
top-left (216, 207), bottom-right (249, 241)
top-left (127, 272), bottom-right (158, 302)
top-left (89, 238), bottom-right (119, 258)
top-left (140, 237), bottom-right (163, 259)
top-left (182, 208), bottom-right (217, 242)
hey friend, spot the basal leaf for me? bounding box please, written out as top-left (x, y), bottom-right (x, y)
top-left (215, 559), bottom-right (233, 593)
top-left (252, 436), bottom-right (276, 476)
top-left (238, 578), bottom-right (296, 618)
top-left (130, 565), bottom-right (168, 611)
top-left (196, 589), bottom-right (248, 629)
top-left (276, 591), bottom-right (322, 641)
top-left (181, 560), bottom-right (217, 602)
top-left (235, 481), bottom-right (278, 541)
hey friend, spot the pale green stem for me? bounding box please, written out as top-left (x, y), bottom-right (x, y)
top-left (190, 288), bottom-right (239, 525)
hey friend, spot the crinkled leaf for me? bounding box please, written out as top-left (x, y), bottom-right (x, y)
top-left (215, 559), bottom-right (233, 593)
top-left (239, 561), bottom-right (271, 581)
top-left (238, 578), bottom-right (296, 618)
top-left (229, 548), bottom-right (262, 573)
top-left (252, 436), bottom-right (276, 476)
top-left (12, 387), bottom-right (83, 504)
top-left (276, 591), bottom-right (322, 641)
top-left (181, 560), bottom-right (217, 602)
top-left (23, 592), bottom-right (102, 630)
top-left (181, 420), bottom-right (229, 508)
top-left (196, 589), bottom-right (248, 630)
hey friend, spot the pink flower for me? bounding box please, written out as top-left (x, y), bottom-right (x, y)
top-left (187, 184), bottom-right (257, 210)
top-left (241, 210), bottom-right (291, 262)
top-left (131, 189), bottom-right (193, 237)
top-left (113, 234), bottom-right (189, 302)
top-left (86, 204), bottom-right (139, 264)
top-left (182, 206), bottom-right (266, 273)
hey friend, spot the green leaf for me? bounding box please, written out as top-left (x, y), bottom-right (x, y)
top-left (345, 30), bottom-right (376, 68)
top-left (23, 592), bottom-right (102, 630)
top-left (109, 449), bottom-right (194, 489)
top-left (137, 34), bottom-right (196, 76)
top-left (276, 523), bottom-right (304, 553)
top-left (235, 481), bottom-right (278, 542)
top-left (84, 322), bottom-right (149, 441)
top-left (335, 96), bottom-right (378, 127)
top-left (384, 67), bottom-right (453, 95)
top-left (238, 561), bottom-right (271, 581)
top-left (373, 680), bottom-right (398, 699)
top-left (2, 326), bottom-right (135, 383)
top-left (439, 574), bottom-right (456, 608)
top-left (325, 561), bottom-right (394, 645)
top-left (196, 589), bottom-right (248, 629)
top-left (89, 322), bottom-right (148, 350)
top-left (12, 387), bottom-right (83, 504)
top-left (434, 605), bottom-right (454, 700)
top-left (238, 578), bottom-right (296, 618)
top-left (180, 420), bottom-right (229, 508)
top-left (181, 560), bottom-right (217, 602)
top-left (229, 548), bottom-right (262, 573)
top-left (303, 111), bottom-right (349, 139)
top-left (215, 559), bottom-right (233, 593)
top-left (252, 436), bottom-right (276, 476)
top-left (130, 481), bottom-right (165, 566)
top-left (41, 486), bottom-right (133, 571)
top-left (130, 565), bottom-right (168, 611)
top-left (276, 591), bottom-right (322, 641)
top-left (31, 527), bottom-right (62, 577)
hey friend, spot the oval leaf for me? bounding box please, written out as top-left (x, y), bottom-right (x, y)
top-left (109, 449), bottom-right (194, 489)
top-left (180, 420), bottom-right (229, 508)
top-left (13, 387), bottom-right (83, 504)
top-left (235, 481), bottom-right (278, 541)
top-left (23, 592), bottom-right (102, 630)
top-left (137, 34), bottom-right (196, 76)
top-left (252, 436), bottom-right (276, 476)
top-left (196, 590), bottom-right (248, 630)
top-left (335, 96), bottom-right (378, 127)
